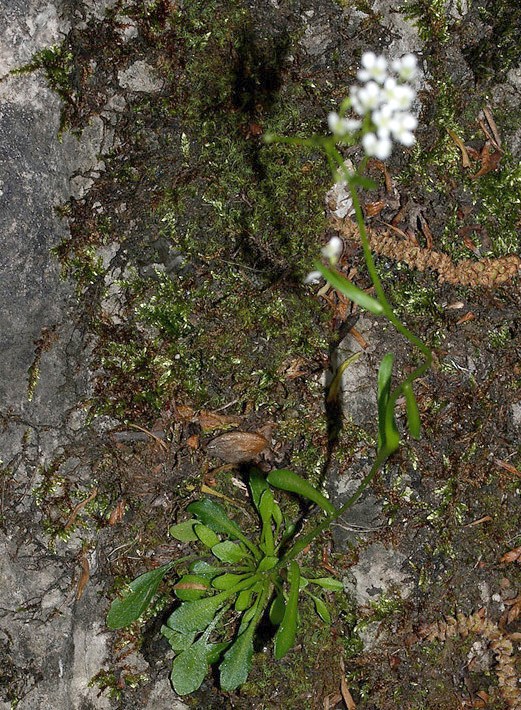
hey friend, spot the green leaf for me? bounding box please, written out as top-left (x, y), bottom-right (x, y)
top-left (211, 541), bottom-right (247, 563)
top-left (173, 575), bottom-right (210, 601)
top-left (269, 594), bottom-right (285, 626)
top-left (249, 469), bottom-right (269, 513)
top-left (349, 173), bottom-right (378, 190)
top-left (315, 263), bottom-right (384, 315)
top-left (219, 622), bottom-right (256, 692)
top-left (212, 573), bottom-right (248, 591)
top-left (194, 524), bottom-right (220, 548)
top-left (309, 593), bottom-right (331, 624)
top-left (267, 469), bottom-right (337, 516)
top-left (206, 641), bottom-right (230, 664)
top-left (169, 520), bottom-right (198, 542)
top-left (166, 593), bottom-right (227, 634)
top-left (271, 501), bottom-right (283, 528)
top-left (259, 489), bottom-right (275, 554)
top-left (189, 560), bottom-right (223, 579)
top-left (377, 354), bottom-right (400, 452)
top-left (161, 626), bottom-right (196, 651)
top-left (235, 588), bottom-right (254, 611)
top-left (188, 499), bottom-right (259, 558)
top-left (403, 381), bottom-right (421, 439)
top-left (188, 499), bottom-right (243, 538)
top-left (257, 556), bottom-right (278, 572)
top-left (274, 561), bottom-right (300, 659)
top-left (107, 563), bottom-right (173, 629)
top-left (170, 637), bottom-right (209, 695)
top-left (308, 577), bottom-right (344, 591)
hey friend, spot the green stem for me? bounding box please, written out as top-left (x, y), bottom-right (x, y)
top-left (279, 446), bottom-right (391, 567)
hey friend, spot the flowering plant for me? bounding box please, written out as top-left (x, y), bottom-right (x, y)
top-left (106, 52), bottom-right (433, 698)
top-left (267, 50), bottom-right (432, 495)
top-left (328, 51), bottom-right (418, 160)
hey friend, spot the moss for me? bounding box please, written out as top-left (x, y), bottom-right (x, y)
top-left (463, 0), bottom-right (521, 81)
top-left (400, 0), bottom-right (451, 43)
top-left (12, 43), bottom-right (74, 133)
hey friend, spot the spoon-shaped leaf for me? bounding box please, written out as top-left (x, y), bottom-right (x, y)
top-left (107, 562), bottom-right (173, 629)
top-left (219, 620), bottom-right (256, 692)
top-left (187, 499), bottom-right (260, 558)
top-left (274, 561), bottom-right (300, 659)
top-left (170, 637), bottom-right (209, 695)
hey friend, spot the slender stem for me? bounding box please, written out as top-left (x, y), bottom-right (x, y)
top-left (279, 446), bottom-right (391, 567)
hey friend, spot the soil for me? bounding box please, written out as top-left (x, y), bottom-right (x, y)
top-left (1, 1), bottom-right (520, 709)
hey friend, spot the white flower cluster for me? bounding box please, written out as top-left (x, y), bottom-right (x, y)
top-left (328, 52), bottom-right (419, 161)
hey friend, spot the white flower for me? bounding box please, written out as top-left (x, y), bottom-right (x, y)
top-left (362, 132), bottom-right (392, 160)
top-left (328, 112), bottom-right (361, 137)
top-left (392, 53), bottom-right (418, 81)
top-left (372, 105), bottom-right (395, 137)
top-left (356, 81), bottom-right (382, 112)
top-left (382, 77), bottom-right (415, 111)
top-left (304, 270), bottom-right (323, 284)
top-left (321, 236), bottom-right (343, 263)
top-left (358, 52), bottom-right (388, 84)
top-left (390, 112), bottom-right (417, 146)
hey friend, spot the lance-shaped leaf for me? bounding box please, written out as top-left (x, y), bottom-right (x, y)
top-left (377, 353), bottom-right (400, 453)
top-left (161, 626), bottom-right (196, 651)
top-left (259, 490), bottom-right (275, 554)
top-left (315, 262), bottom-right (384, 315)
top-left (269, 593), bottom-right (285, 626)
top-left (249, 469), bottom-right (269, 513)
top-left (170, 636), bottom-right (209, 695)
top-left (403, 381), bottom-right (421, 439)
top-left (274, 561), bottom-right (300, 659)
top-left (308, 577), bottom-right (344, 591)
top-left (187, 499), bottom-right (260, 558)
top-left (267, 469), bottom-right (337, 516)
top-left (107, 562), bottom-right (173, 629)
top-left (219, 619), bottom-right (257, 692)
top-left (308, 592), bottom-right (331, 624)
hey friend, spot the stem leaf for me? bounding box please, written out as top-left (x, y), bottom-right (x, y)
top-left (315, 262), bottom-right (384, 315)
top-left (267, 469), bottom-right (337, 516)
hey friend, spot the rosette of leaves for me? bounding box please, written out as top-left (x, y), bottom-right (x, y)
top-left (106, 469), bottom-right (343, 695)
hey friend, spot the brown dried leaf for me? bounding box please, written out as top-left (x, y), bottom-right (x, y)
top-left (108, 499), bottom-right (126, 526)
top-left (494, 460), bottom-right (521, 479)
top-left (365, 200), bottom-right (385, 217)
top-left (64, 488), bottom-right (98, 531)
top-left (174, 582), bottom-right (208, 592)
top-left (206, 432), bottom-right (268, 463)
top-left (187, 434), bottom-right (199, 449)
top-left (471, 141), bottom-right (502, 179)
top-left (198, 410), bottom-right (241, 432)
top-left (447, 128), bottom-right (471, 168)
top-left (76, 553), bottom-right (90, 601)
top-left (500, 546), bottom-right (521, 564)
top-left (417, 213), bottom-right (434, 249)
top-left (456, 312), bottom-right (476, 325)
